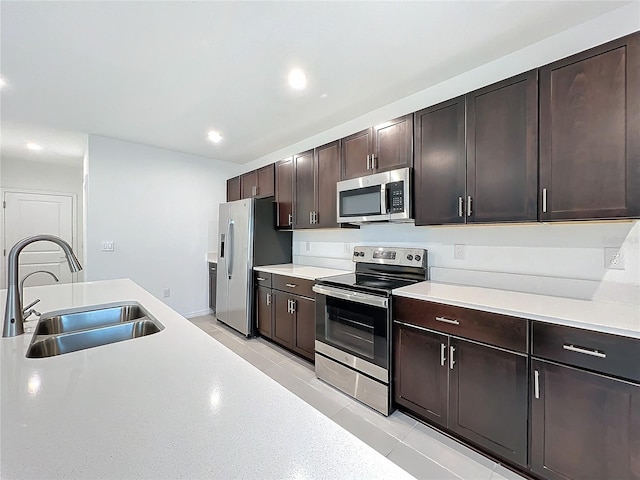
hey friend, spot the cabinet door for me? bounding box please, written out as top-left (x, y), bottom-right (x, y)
top-left (466, 70), bottom-right (538, 223)
top-left (209, 264), bottom-right (217, 312)
top-left (275, 157), bottom-right (293, 228)
top-left (273, 291), bottom-right (294, 349)
top-left (393, 323), bottom-right (449, 428)
top-left (257, 164), bottom-right (275, 198)
top-left (227, 176), bottom-right (241, 202)
top-left (373, 114), bottom-right (413, 173)
top-left (240, 170), bottom-right (258, 199)
top-left (341, 128), bottom-right (372, 180)
top-left (315, 141), bottom-right (340, 228)
top-left (293, 150), bottom-right (315, 229)
top-left (292, 296), bottom-right (315, 361)
top-left (449, 338), bottom-right (528, 467)
top-left (539, 32), bottom-right (640, 220)
top-left (256, 286), bottom-right (273, 339)
top-left (531, 359), bottom-right (640, 480)
top-left (414, 98), bottom-right (466, 225)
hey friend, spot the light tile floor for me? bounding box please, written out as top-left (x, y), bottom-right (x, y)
top-left (190, 314), bottom-right (527, 480)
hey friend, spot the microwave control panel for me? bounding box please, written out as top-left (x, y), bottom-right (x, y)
top-left (387, 181), bottom-right (405, 213)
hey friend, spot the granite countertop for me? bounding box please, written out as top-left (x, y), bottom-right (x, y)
top-left (254, 263), bottom-right (351, 281)
top-left (393, 281), bottom-right (640, 339)
top-left (207, 252), bottom-right (218, 263)
top-left (1, 279), bottom-right (411, 479)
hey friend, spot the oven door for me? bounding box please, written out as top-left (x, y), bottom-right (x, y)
top-left (313, 284), bottom-right (389, 370)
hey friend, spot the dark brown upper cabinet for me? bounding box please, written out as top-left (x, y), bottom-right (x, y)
top-left (240, 164), bottom-right (275, 199)
top-left (466, 70), bottom-right (538, 223)
top-left (414, 70), bottom-right (538, 225)
top-left (414, 97), bottom-right (466, 226)
top-left (294, 141), bottom-right (340, 229)
top-left (539, 32), bottom-right (640, 221)
top-left (226, 176), bottom-right (241, 202)
top-left (341, 114), bottom-right (413, 180)
top-left (275, 157), bottom-right (293, 229)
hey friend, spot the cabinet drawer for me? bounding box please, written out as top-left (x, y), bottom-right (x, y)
top-left (532, 322), bottom-right (640, 382)
top-left (209, 262), bottom-right (217, 273)
top-left (254, 271), bottom-right (272, 288)
top-left (272, 275), bottom-right (315, 298)
top-left (393, 296), bottom-right (528, 353)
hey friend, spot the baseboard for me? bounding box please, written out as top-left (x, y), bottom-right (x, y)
top-left (183, 308), bottom-right (214, 319)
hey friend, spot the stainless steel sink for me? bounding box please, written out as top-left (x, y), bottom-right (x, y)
top-left (34, 303), bottom-right (150, 335)
top-left (27, 319), bottom-right (162, 358)
top-left (26, 303), bottom-right (164, 358)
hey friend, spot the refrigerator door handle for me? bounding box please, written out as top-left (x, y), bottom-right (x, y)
top-left (226, 220), bottom-right (234, 279)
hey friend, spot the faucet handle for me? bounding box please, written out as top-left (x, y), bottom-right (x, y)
top-left (23, 308), bottom-right (42, 321)
top-left (23, 298), bottom-right (40, 314)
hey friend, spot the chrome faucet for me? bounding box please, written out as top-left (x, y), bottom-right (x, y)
top-left (19, 270), bottom-right (60, 321)
top-left (3, 235), bottom-right (82, 337)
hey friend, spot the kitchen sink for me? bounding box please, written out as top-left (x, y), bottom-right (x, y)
top-left (33, 302), bottom-right (150, 335)
top-left (26, 303), bottom-right (164, 358)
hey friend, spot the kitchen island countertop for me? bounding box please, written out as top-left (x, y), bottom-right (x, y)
top-left (393, 281), bottom-right (640, 339)
top-left (1, 279), bottom-right (411, 479)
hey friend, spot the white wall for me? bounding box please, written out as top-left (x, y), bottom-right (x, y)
top-left (85, 136), bottom-right (236, 317)
top-left (1, 156), bottom-right (85, 282)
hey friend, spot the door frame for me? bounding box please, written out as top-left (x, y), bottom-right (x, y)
top-left (1, 188), bottom-right (80, 289)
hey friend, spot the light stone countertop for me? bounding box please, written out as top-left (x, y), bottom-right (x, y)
top-left (393, 281), bottom-right (640, 339)
top-left (207, 251), bottom-right (218, 263)
top-left (0, 279), bottom-right (412, 480)
top-left (254, 263), bottom-right (351, 280)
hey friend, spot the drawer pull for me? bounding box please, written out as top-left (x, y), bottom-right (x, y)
top-left (563, 344), bottom-right (606, 358)
top-left (440, 343), bottom-right (446, 367)
top-left (436, 316), bottom-right (460, 325)
top-left (285, 283), bottom-right (297, 288)
top-left (256, 277), bottom-right (266, 281)
top-left (450, 346), bottom-right (455, 370)
top-left (534, 370), bottom-right (540, 399)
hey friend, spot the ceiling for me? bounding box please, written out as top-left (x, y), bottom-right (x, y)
top-left (0, 1), bottom-right (630, 165)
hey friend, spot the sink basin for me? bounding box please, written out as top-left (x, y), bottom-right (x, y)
top-left (26, 319), bottom-right (163, 358)
top-left (34, 303), bottom-right (150, 335)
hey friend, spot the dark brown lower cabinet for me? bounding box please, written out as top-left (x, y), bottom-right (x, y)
top-left (208, 262), bottom-right (217, 313)
top-left (531, 359), bottom-right (640, 480)
top-left (449, 338), bottom-right (528, 466)
top-left (273, 291), bottom-right (294, 350)
top-left (292, 296), bottom-right (315, 360)
top-left (393, 322), bottom-right (528, 467)
top-left (256, 286), bottom-right (272, 338)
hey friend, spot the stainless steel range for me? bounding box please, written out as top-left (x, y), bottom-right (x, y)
top-left (313, 246), bottom-right (428, 415)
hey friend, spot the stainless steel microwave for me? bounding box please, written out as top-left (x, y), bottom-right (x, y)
top-left (336, 167), bottom-right (412, 224)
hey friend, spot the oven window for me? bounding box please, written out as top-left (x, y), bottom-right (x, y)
top-left (319, 296), bottom-right (388, 367)
top-left (339, 186), bottom-right (381, 217)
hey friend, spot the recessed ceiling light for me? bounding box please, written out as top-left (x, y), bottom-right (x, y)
top-left (26, 142), bottom-right (42, 151)
top-left (288, 69), bottom-right (307, 90)
top-left (208, 130), bottom-right (223, 143)
top-left (320, 93), bottom-right (328, 99)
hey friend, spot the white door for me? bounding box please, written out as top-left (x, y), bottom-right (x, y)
top-left (2, 191), bottom-right (76, 289)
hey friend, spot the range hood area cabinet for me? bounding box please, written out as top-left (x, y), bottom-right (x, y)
top-left (293, 141), bottom-right (340, 229)
top-left (341, 114), bottom-right (413, 181)
top-left (539, 33), bottom-right (640, 221)
top-left (414, 70), bottom-right (538, 226)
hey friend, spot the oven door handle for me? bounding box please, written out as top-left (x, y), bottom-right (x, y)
top-left (312, 284), bottom-right (388, 309)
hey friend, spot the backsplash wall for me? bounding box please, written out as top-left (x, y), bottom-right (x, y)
top-left (293, 221), bottom-right (640, 304)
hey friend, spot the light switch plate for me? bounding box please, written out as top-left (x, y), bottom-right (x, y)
top-left (101, 241), bottom-right (114, 252)
top-left (454, 244), bottom-right (466, 260)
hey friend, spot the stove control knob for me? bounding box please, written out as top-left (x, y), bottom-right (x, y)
top-left (406, 254), bottom-right (413, 261)
top-left (414, 255), bottom-right (421, 262)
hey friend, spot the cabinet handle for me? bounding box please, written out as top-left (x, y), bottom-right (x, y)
top-left (252, 185), bottom-right (257, 196)
top-left (467, 196), bottom-right (472, 216)
top-left (314, 211), bottom-right (318, 224)
top-left (542, 188), bottom-right (548, 213)
top-left (534, 370), bottom-right (540, 399)
top-left (310, 211), bottom-right (313, 224)
top-left (371, 154), bottom-right (376, 170)
top-left (285, 283), bottom-right (297, 288)
top-left (256, 277), bottom-right (266, 281)
top-left (450, 345), bottom-right (455, 370)
top-left (290, 299), bottom-right (296, 314)
top-left (366, 154), bottom-right (371, 170)
top-left (440, 343), bottom-right (446, 367)
top-left (288, 213), bottom-right (293, 226)
top-left (435, 316), bottom-right (460, 325)
top-left (266, 293), bottom-right (271, 306)
top-left (458, 197), bottom-right (464, 217)
top-left (287, 299), bottom-right (292, 313)
top-left (563, 344), bottom-right (606, 358)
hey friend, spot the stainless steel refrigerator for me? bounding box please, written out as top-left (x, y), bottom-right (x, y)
top-left (216, 197), bottom-right (292, 336)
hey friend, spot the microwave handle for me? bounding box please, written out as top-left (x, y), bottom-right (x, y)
top-left (380, 183), bottom-right (387, 214)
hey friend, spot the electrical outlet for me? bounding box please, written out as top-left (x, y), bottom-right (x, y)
top-left (101, 241), bottom-right (114, 252)
top-left (604, 248), bottom-right (625, 270)
top-left (344, 243), bottom-right (351, 254)
top-left (163, 288), bottom-right (171, 298)
top-left (305, 241), bottom-right (311, 252)
top-left (454, 244), bottom-right (466, 260)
